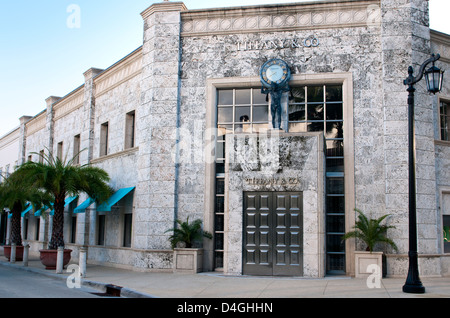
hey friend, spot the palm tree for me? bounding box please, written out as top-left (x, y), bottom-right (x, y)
top-left (0, 170), bottom-right (51, 247)
top-left (16, 149), bottom-right (113, 250)
top-left (342, 209), bottom-right (398, 253)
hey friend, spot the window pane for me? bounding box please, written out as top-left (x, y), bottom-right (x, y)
top-left (308, 86), bottom-right (324, 103)
top-left (326, 234), bottom-right (345, 252)
top-left (253, 89), bottom-right (267, 104)
top-left (326, 196), bottom-right (345, 213)
top-left (218, 107), bottom-right (233, 123)
top-left (218, 90), bottom-right (233, 105)
top-left (215, 213), bottom-right (224, 231)
top-left (327, 158), bottom-right (344, 172)
top-left (235, 89), bottom-right (251, 105)
top-left (326, 140), bottom-right (344, 157)
top-left (253, 105), bottom-right (269, 122)
top-left (326, 122), bottom-right (343, 139)
top-left (307, 104), bottom-right (324, 120)
top-left (307, 122), bottom-right (324, 132)
top-left (215, 196), bottom-right (224, 213)
top-left (444, 216), bottom-right (450, 253)
top-left (326, 103), bottom-right (343, 120)
top-left (216, 141), bottom-right (224, 159)
top-left (218, 125), bottom-right (232, 138)
top-left (326, 85), bottom-right (343, 102)
top-left (235, 106), bottom-right (251, 122)
top-left (327, 215), bottom-right (345, 233)
top-left (327, 178), bottom-right (344, 194)
top-left (291, 87), bottom-right (305, 103)
top-left (253, 123), bottom-right (269, 133)
top-left (289, 122), bottom-right (307, 133)
top-left (327, 254), bottom-right (345, 272)
top-left (289, 104), bottom-right (306, 121)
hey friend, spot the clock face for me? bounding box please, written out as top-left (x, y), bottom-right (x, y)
top-left (261, 59), bottom-right (290, 87)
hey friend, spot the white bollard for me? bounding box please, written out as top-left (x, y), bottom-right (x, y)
top-left (79, 247), bottom-right (87, 277)
top-left (10, 243), bottom-right (16, 263)
top-left (23, 243), bottom-right (30, 267)
top-left (56, 246), bottom-right (64, 274)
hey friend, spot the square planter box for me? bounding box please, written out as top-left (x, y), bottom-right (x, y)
top-left (354, 251), bottom-right (384, 278)
top-left (173, 248), bottom-right (203, 274)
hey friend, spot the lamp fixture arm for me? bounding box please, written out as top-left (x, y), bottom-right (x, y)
top-left (404, 54), bottom-right (441, 87)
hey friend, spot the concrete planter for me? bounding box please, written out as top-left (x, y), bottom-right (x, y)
top-left (173, 248), bottom-right (203, 274)
top-left (354, 251), bottom-right (384, 278)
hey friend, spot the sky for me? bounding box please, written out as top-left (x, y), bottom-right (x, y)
top-left (0, 0), bottom-right (449, 138)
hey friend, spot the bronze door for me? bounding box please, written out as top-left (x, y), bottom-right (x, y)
top-left (243, 192), bottom-right (303, 276)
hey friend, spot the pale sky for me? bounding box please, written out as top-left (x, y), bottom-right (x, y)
top-left (0, 0), bottom-right (449, 138)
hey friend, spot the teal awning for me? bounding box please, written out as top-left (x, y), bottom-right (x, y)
top-left (8, 203), bottom-right (31, 219)
top-left (35, 204), bottom-right (52, 217)
top-left (97, 187), bottom-right (135, 212)
top-left (21, 204), bottom-right (33, 217)
top-left (49, 196), bottom-right (78, 215)
top-left (74, 197), bottom-right (95, 214)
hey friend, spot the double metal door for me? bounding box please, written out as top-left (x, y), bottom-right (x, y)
top-left (243, 192), bottom-right (303, 276)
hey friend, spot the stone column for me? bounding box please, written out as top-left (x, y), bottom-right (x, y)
top-left (380, 0), bottom-right (437, 274)
top-left (135, 2), bottom-right (187, 250)
top-left (82, 68), bottom-right (104, 165)
top-left (45, 96), bottom-right (60, 156)
top-left (18, 116), bottom-right (32, 165)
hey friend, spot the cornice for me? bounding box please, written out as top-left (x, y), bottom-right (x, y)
top-left (141, 1), bottom-right (188, 20)
top-left (181, 0), bottom-right (380, 36)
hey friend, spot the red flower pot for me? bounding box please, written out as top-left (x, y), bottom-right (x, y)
top-left (39, 249), bottom-right (72, 270)
top-left (3, 245), bottom-right (24, 262)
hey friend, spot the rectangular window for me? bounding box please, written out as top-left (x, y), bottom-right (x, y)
top-left (100, 122), bottom-right (109, 156)
top-left (123, 213), bottom-right (132, 248)
top-left (35, 218), bottom-right (40, 241)
top-left (215, 84), bottom-right (345, 274)
top-left (39, 150), bottom-right (44, 164)
top-left (73, 134), bottom-right (81, 165)
top-left (440, 100), bottom-right (450, 141)
top-left (97, 214), bottom-right (106, 245)
top-left (57, 142), bottom-right (63, 160)
top-left (444, 216), bottom-right (450, 253)
top-left (70, 216), bottom-right (77, 244)
top-left (125, 111), bottom-right (136, 149)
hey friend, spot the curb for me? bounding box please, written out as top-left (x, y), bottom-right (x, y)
top-left (0, 260), bottom-right (155, 298)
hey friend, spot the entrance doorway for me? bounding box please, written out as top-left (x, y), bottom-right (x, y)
top-left (243, 192), bottom-right (303, 276)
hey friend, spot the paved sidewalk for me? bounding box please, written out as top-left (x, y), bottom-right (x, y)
top-left (1, 253), bottom-right (449, 298)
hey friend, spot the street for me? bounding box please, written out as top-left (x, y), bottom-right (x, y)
top-left (0, 265), bottom-right (101, 298)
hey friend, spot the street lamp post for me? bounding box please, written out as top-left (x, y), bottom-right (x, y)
top-left (402, 54), bottom-right (444, 294)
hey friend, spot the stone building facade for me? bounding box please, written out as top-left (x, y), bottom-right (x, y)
top-left (1, 0), bottom-right (450, 277)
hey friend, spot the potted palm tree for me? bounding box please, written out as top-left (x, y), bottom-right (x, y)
top-left (15, 149), bottom-right (113, 269)
top-left (0, 170), bottom-right (51, 261)
top-left (342, 209), bottom-right (398, 278)
top-left (166, 218), bottom-right (212, 274)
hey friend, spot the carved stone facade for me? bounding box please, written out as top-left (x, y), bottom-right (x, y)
top-left (1, 0), bottom-right (449, 277)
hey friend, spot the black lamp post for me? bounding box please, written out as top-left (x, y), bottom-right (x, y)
top-left (402, 54), bottom-right (444, 294)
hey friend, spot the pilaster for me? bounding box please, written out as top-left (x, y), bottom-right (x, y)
top-left (82, 68), bottom-right (104, 164)
top-left (135, 2), bottom-right (186, 249)
top-left (45, 96), bottom-right (61, 156)
top-left (381, 0), bottom-right (437, 264)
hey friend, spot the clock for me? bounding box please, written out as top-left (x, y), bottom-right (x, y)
top-left (260, 59), bottom-right (291, 88)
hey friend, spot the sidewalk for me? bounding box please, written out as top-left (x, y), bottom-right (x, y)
top-left (1, 252), bottom-right (449, 298)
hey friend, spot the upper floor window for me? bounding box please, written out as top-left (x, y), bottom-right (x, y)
top-left (125, 111), bottom-right (136, 149)
top-left (440, 100), bottom-right (450, 141)
top-left (100, 122), bottom-right (109, 157)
